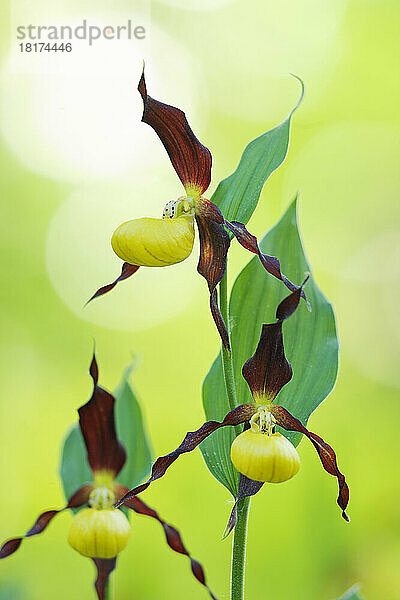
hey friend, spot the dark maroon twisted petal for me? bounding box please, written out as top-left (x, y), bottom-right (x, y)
top-left (87, 263), bottom-right (140, 304)
top-left (224, 220), bottom-right (309, 308)
top-left (0, 485), bottom-right (92, 559)
top-left (92, 557), bottom-right (117, 600)
top-left (120, 493), bottom-right (218, 600)
top-left (78, 355), bottom-right (126, 477)
top-left (270, 405), bottom-right (350, 521)
top-left (195, 199), bottom-right (231, 350)
top-left (115, 403), bottom-right (257, 508)
top-left (138, 69), bottom-right (212, 195)
top-left (209, 289), bottom-right (230, 351)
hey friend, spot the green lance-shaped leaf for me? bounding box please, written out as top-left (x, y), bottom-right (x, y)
top-left (60, 363), bottom-right (152, 507)
top-left (210, 76), bottom-right (304, 226)
top-left (60, 425), bottom-right (93, 506)
top-left (200, 197), bottom-right (339, 496)
top-left (114, 364), bottom-right (153, 490)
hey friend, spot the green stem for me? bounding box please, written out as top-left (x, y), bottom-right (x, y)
top-left (230, 497), bottom-right (251, 600)
top-left (218, 269), bottom-right (251, 600)
top-left (219, 271), bottom-right (237, 413)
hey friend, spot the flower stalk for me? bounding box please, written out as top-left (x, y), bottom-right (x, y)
top-left (218, 269), bottom-right (251, 600)
top-left (219, 269), bottom-right (237, 412)
top-left (230, 497), bottom-right (251, 600)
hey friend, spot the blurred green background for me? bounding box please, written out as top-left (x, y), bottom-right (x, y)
top-left (0, 0), bottom-right (399, 599)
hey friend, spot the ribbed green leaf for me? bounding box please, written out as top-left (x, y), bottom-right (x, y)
top-left (210, 77), bottom-right (304, 226)
top-left (60, 364), bottom-right (152, 505)
top-left (200, 197), bottom-right (339, 496)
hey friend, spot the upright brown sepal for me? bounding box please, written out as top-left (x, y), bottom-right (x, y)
top-left (78, 355), bottom-right (126, 477)
top-left (242, 322), bottom-right (292, 401)
top-left (115, 403), bottom-right (257, 507)
top-left (138, 70), bottom-right (212, 195)
top-left (92, 557), bottom-right (117, 600)
top-left (242, 286), bottom-right (306, 401)
top-left (224, 221), bottom-right (309, 307)
top-left (0, 485), bottom-right (92, 559)
top-left (87, 263), bottom-right (140, 304)
top-left (270, 405), bottom-right (350, 521)
top-left (120, 493), bottom-right (218, 600)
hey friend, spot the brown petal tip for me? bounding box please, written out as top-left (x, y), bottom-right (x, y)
top-left (0, 486), bottom-right (90, 559)
top-left (86, 263), bottom-right (140, 305)
top-left (270, 405), bottom-right (350, 521)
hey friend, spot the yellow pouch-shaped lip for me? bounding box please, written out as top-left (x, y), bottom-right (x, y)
top-left (231, 430), bottom-right (300, 483)
top-left (68, 508), bottom-right (131, 559)
top-left (111, 216), bottom-right (195, 267)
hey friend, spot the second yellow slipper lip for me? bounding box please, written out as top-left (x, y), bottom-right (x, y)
top-left (231, 429), bottom-right (300, 483)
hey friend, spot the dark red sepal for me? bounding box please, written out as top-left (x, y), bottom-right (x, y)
top-left (270, 405), bottom-right (350, 521)
top-left (138, 69), bottom-right (212, 195)
top-left (242, 284), bottom-right (307, 401)
top-left (92, 557), bottom-right (117, 600)
top-left (243, 321), bottom-right (292, 402)
top-left (224, 220), bottom-right (309, 307)
top-left (78, 354), bottom-right (126, 478)
top-left (224, 474), bottom-right (264, 539)
top-left (195, 203), bottom-right (231, 350)
top-left (87, 263), bottom-right (140, 304)
top-left (115, 403), bottom-right (257, 507)
top-left (118, 490), bottom-right (218, 600)
top-left (0, 484), bottom-right (92, 559)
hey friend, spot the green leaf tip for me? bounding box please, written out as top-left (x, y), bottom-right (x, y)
top-left (288, 74), bottom-right (305, 118)
top-left (211, 84), bottom-right (304, 227)
top-left (336, 584), bottom-right (364, 600)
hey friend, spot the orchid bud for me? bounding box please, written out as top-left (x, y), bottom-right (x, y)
top-left (230, 430), bottom-right (300, 483)
top-left (68, 508), bottom-right (131, 559)
top-left (111, 215), bottom-right (195, 267)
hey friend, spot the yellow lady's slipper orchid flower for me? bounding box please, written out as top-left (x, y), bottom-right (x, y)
top-left (0, 355), bottom-right (218, 600)
top-left (115, 284), bottom-right (349, 538)
top-left (89, 69), bottom-right (307, 351)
